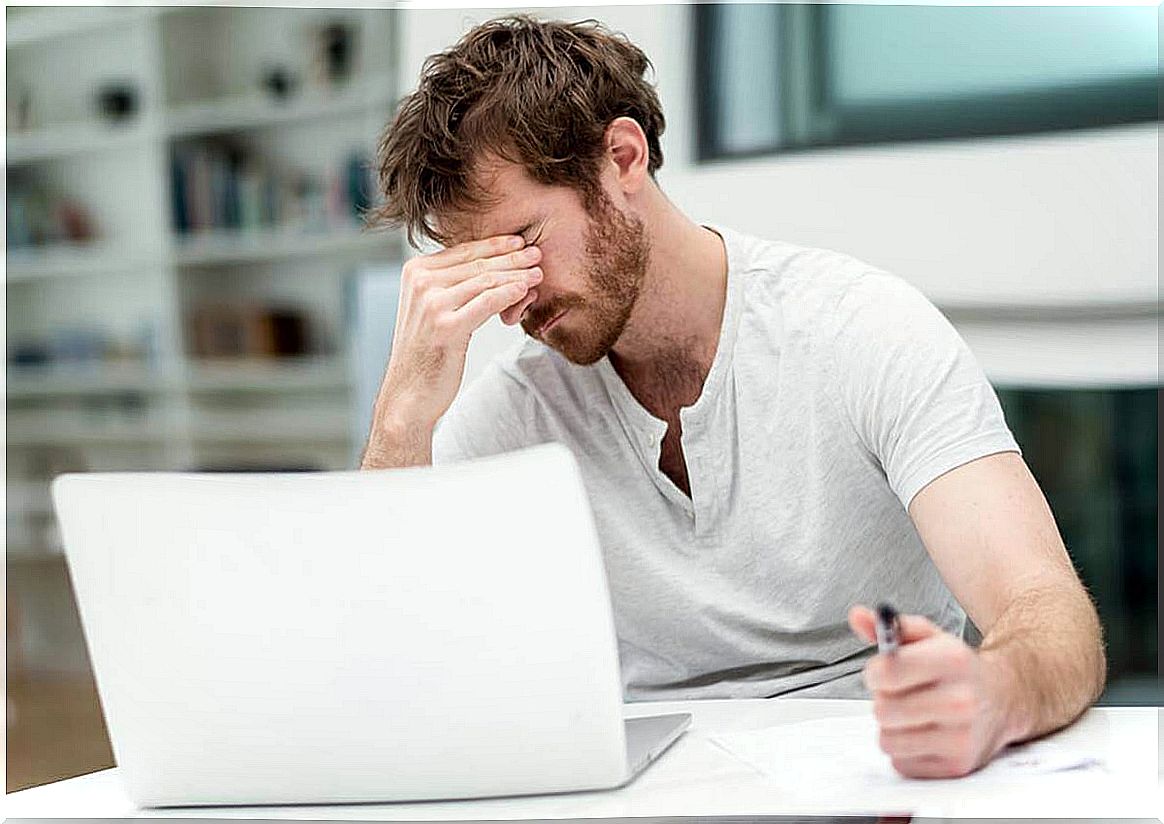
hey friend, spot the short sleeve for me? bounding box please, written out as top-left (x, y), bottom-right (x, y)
top-left (825, 271), bottom-right (1020, 509)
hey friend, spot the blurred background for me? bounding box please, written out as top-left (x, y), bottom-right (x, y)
top-left (5, 2), bottom-right (1158, 792)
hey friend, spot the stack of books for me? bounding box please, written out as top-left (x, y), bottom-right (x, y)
top-left (170, 145), bottom-right (374, 235)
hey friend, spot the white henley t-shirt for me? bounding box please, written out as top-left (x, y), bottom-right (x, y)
top-left (432, 225), bottom-right (1020, 700)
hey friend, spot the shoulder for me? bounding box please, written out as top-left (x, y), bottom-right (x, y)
top-left (716, 226), bottom-right (915, 345)
top-left (716, 227), bottom-right (958, 383)
top-left (828, 267), bottom-right (952, 350)
top-left (717, 226), bottom-right (882, 318)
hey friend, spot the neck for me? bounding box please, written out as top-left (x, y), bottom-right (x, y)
top-left (610, 187), bottom-right (728, 391)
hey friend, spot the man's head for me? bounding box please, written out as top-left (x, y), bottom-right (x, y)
top-left (370, 16), bottom-right (666, 364)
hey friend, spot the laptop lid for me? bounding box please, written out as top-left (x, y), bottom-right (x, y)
top-left (53, 442), bottom-right (629, 807)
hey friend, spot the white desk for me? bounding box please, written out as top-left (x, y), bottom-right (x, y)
top-left (6, 699), bottom-right (1161, 819)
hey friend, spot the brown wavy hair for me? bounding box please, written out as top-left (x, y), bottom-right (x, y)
top-left (368, 15), bottom-right (666, 247)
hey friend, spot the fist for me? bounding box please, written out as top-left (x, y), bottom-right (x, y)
top-left (848, 604), bottom-right (1014, 779)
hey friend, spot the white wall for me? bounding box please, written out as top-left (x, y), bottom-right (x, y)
top-left (396, 5), bottom-right (1159, 389)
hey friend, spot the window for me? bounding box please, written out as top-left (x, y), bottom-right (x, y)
top-left (695, 4), bottom-right (1159, 160)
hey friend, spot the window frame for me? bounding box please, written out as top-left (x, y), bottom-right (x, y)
top-left (693, 3), bottom-right (1160, 163)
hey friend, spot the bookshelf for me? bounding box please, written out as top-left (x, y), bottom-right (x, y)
top-left (5, 6), bottom-right (403, 673)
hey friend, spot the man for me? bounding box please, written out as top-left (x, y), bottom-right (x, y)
top-left (361, 16), bottom-right (1106, 779)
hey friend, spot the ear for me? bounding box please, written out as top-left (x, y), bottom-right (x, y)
top-left (604, 116), bottom-right (650, 195)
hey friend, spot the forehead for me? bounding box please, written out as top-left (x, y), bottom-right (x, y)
top-left (438, 158), bottom-right (563, 246)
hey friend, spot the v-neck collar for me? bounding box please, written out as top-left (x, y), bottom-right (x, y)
top-left (596, 223), bottom-right (744, 507)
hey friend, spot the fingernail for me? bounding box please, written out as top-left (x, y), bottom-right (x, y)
top-left (528, 267), bottom-right (543, 281)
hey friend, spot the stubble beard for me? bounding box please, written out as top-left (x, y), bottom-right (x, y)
top-left (522, 191), bottom-right (651, 366)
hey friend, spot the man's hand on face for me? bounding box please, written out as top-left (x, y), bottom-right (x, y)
top-left (848, 605), bottom-right (1015, 779)
top-left (372, 233), bottom-right (543, 435)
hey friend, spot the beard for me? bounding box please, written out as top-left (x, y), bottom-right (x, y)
top-left (520, 190), bottom-right (650, 366)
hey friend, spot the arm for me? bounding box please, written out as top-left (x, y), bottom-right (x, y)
top-left (360, 414), bottom-right (435, 469)
top-left (850, 451), bottom-right (1106, 777)
top-left (908, 450), bottom-right (1105, 741)
top-left (826, 271), bottom-right (1104, 775)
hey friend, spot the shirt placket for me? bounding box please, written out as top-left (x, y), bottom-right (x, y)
top-left (596, 358), bottom-right (678, 514)
top-left (680, 405), bottom-right (715, 535)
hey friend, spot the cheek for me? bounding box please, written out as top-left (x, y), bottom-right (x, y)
top-left (535, 247), bottom-right (566, 289)
top-left (538, 245), bottom-right (587, 294)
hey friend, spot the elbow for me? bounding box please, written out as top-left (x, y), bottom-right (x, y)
top-left (1080, 587), bottom-right (1107, 706)
top-left (1090, 621), bottom-right (1107, 705)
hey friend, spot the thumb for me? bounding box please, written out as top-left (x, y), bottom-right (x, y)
top-left (848, 604), bottom-right (944, 646)
top-left (847, 604), bottom-right (877, 643)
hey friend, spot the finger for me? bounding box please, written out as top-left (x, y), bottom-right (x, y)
top-left (453, 280), bottom-right (533, 333)
top-left (500, 290), bottom-right (535, 325)
top-left (501, 288), bottom-right (538, 326)
top-left (879, 721), bottom-right (972, 761)
top-left (873, 682), bottom-right (977, 731)
top-left (434, 244), bottom-right (541, 287)
top-left (848, 604), bottom-right (877, 644)
top-left (426, 234), bottom-right (524, 267)
top-left (881, 633), bottom-right (974, 695)
top-left (888, 754), bottom-right (956, 780)
top-left (443, 267), bottom-right (542, 311)
top-left (864, 636), bottom-right (949, 694)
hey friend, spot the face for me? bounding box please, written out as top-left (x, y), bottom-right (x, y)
top-left (443, 160), bottom-right (651, 366)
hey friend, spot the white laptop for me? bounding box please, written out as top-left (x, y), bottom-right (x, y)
top-left (52, 442), bottom-right (690, 808)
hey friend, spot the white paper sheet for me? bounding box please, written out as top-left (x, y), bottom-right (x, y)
top-left (709, 712), bottom-right (1106, 790)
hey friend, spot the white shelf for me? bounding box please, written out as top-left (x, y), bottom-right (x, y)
top-left (5, 7), bottom-right (162, 49)
top-left (173, 224), bottom-right (396, 266)
top-left (6, 550), bottom-right (67, 565)
top-left (6, 481), bottom-right (54, 515)
top-left (190, 409), bottom-right (351, 443)
top-left (6, 119), bottom-right (159, 166)
top-left (6, 8), bottom-right (385, 500)
top-left (6, 362), bottom-right (172, 398)
top-left (185, 357), bottom-right (351, 393)
top-left (5, 226), bottom-right (397, 280)
top-left (5, 77), bottom-right (391, 166)
top-left (6, 244), bottom-right (164, 283)
top-left (6, 409), bottom-right (175, 446)
top-left (165, 75), bottom-right (396, 138)
top-left (6, 358), bottom-right (352, 398)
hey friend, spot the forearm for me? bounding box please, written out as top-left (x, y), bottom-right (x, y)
top-left (978, 582), bottom-right (1106, 745)
top-left (360, 412), bottom-right (434, 469)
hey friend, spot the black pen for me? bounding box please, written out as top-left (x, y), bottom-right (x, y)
top-left (874, 602), bottom-right (900, 655)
